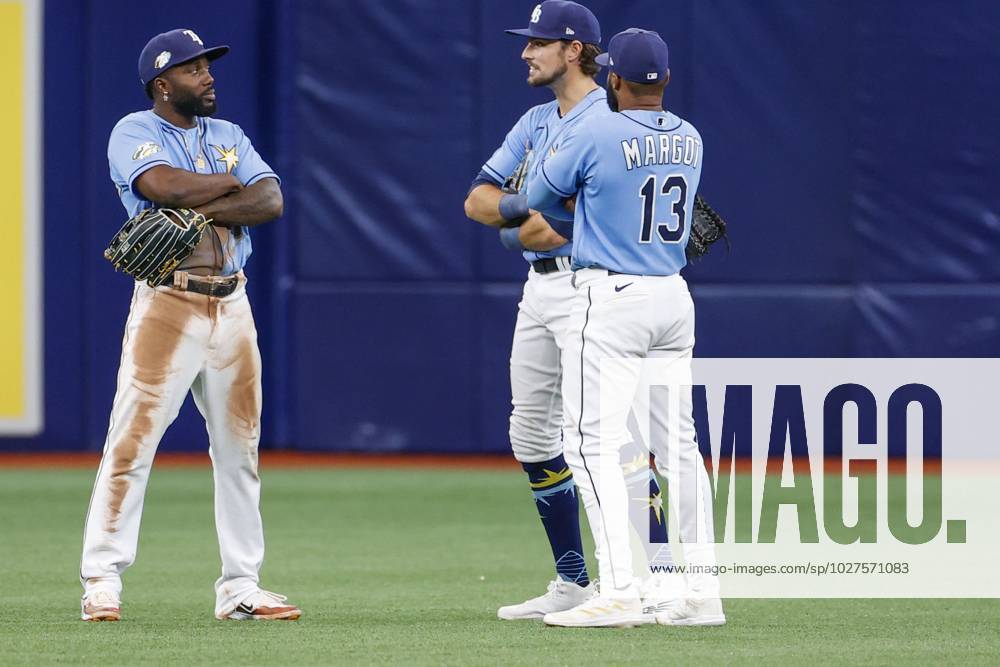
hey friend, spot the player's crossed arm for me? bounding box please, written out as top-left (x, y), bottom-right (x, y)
top-left (465, 180), bottom-right (566, 251)
top-left (517, 213), bottom-right (567, 251)
top-left (135, 165), bottom-right (242, 209)
top-left (195, 177), bottom-right (283, 227)
top-left (135, 167), bottom-right (282, 227)
top-left (464, 182), bottom-right (511, 228)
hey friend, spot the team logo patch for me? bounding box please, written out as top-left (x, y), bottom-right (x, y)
top-left (154, 50), bottom-right (171, 69)
top-left (530, 4), bottom-right (541, 23)
top-left (212, 144), bottom-right (239, 174)
top-left (182, 29), bottom-right (204, 46)
top-left (132, 142), bottom-right (162, 161)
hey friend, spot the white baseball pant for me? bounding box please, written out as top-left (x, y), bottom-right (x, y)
top-left (508, 260), bottom-right (575, 463)
top-left (80, 273), bottom-right (267, 617)
top-left (561, 269), bottom-right (719, 597)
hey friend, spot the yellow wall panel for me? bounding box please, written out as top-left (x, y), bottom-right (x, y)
top-left (0, 0), bottom-right (41, 434)
top-left (0, 2), bottom-right (25, 418)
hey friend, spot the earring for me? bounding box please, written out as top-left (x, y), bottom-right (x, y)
top-left (162, 93), bottom-right (169, 101)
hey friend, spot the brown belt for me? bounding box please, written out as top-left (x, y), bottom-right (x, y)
top-left (170, 273), bottom-right (239, 298)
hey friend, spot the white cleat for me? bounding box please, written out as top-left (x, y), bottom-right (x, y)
top-left (542, 594), bottom-right (646, 628)
top-left (80, 590), bottom-right (121, 622)
top-left (655, 596), bottom-right (727, 626)
top-left (217, 589), bottom-right (301, 621)
top-left (497, 579), bottom-right (595, 620)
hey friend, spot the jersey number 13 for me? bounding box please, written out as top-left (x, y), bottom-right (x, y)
top-left (638, 175), bottom-right (687, 244)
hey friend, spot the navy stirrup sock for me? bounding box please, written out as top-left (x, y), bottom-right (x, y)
top-left (521, 455), bottom-right (589, 585)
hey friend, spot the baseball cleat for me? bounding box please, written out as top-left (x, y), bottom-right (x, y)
top-left (655, 596), bottom-right (726, 626)
top-left (219, 590), bottom-right (301, 621)
top-left (81, 590), bottom-right (121, 622)
top-left (542, 595), bottom-right (646, 628)
top-left (497, 579), bottom-right (595, 620)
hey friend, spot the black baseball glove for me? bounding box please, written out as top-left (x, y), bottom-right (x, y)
top-left (502, 147), bottom-right (533, 196)
top-left (686, 195), bottom-right (729, 261)
top-left (103, 208), bottom-right (211, 287)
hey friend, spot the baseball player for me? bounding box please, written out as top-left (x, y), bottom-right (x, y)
top-left (464, 2), bottom-right (676, 621)
top-left (79, 28), bottom-right (300, 622)
top-left (527, 28), bottom-right (724, 628)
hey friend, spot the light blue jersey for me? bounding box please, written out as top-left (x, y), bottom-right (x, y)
top-left (528, 109), bottom-right (703, 276)
top-left (481, 87), bottom-right (607, 262)
top-left (107, 110), bottom-right (279, 275)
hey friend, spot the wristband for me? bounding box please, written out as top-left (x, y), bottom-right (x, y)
top-left (499, 226), bottom-right (525, 251)
top-left (498, 193), bottom-right (529, 222)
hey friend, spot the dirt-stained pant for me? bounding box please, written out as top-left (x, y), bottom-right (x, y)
top-left (80, 274), bottom-right (265, 618)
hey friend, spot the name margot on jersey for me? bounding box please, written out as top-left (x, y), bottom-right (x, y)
top-left (621, 133), bottom-right (701, 171)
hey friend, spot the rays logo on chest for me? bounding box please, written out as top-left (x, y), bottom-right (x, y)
top-left (211, 144), bottom-right (239, 174)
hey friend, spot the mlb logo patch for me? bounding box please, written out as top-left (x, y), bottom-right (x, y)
top-left (647, 72), bottom-right (658, 81)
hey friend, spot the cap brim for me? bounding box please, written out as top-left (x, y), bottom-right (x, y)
top-left (595, 52), bottom-right (610, 66)
top-left (203, 45), bottom-right (230, 61)
top-left (173, 44), bottom-right (230, 69)
top-left (505, 27), bottom-right (577, 41)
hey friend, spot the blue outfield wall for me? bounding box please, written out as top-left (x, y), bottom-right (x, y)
top-left (5, 0), bottom-right (998, 453)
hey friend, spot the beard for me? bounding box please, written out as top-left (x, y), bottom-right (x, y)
top-left (606, 78), bottom-right (619, 112)
top-left (172, 89), bottom-right (217, 117)
top-left (528, 61), bottom-right (568, 88)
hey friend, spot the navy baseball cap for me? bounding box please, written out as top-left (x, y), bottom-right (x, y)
top-left (505, 1), bottom-right (601, 44)
top-left (138, 28), bottom-right (229, 86)
top-left (595, 28), bottom-right (669, 84)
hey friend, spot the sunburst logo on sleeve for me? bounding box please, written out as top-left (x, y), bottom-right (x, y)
top-left (212, 144), bottom-right (239, 174)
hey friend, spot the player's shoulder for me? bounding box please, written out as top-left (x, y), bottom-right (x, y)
top-left (110, 110), bottom-right (160, 136)
top-left (571, 105), bottom-right (613, 136)
top-left (668, 111), bottom-right (702, 139)
top-left (574, 87), bottom-right (610, 119)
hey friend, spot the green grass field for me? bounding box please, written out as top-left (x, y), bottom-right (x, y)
top-left (1, 465), bottom-right (997, 665)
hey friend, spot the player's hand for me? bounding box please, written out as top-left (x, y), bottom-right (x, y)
top-left (518, 213), bottom-right (568, 251)
top-left (563, 195), bottom-right (577, 214)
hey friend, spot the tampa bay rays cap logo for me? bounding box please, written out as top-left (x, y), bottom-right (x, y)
top-left (530, 4), bottom-right (542, 23)
top-left (182, 29), bottom-right (204, 46)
